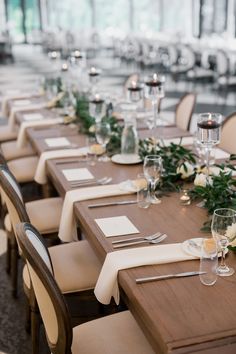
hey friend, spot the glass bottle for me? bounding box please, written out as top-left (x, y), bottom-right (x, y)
top-left (121, 114), bottom-right (139, 160)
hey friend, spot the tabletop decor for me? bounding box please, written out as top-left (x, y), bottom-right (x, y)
top-left (139, 137), bottom-right (197, 192)
top-left (128, 80), bottom-right (143, 102)
top-left (189, 156), bottom-right (236, 231)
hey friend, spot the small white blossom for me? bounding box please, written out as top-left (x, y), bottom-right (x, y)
top-left (226, 223), bottom-right (236, 245)
top-left (176, 162), bottom-right (194, 179)
top-left (194, 173), bottom-right (213, 187)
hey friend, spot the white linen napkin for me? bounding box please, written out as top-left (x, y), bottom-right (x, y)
top-left (94, 244), bottom-right (197, 305)
top-left (16, 117), bottom-right (63, 148)
top-left (1, 93), bottom-right (36, 117)
top-left (214, 148), bottom-right (230, 160)
top-left (34, 147), bottom-right (89, 184)
top-left (58, 183), bottom-right (137, 242)
top-left (8, 103), bottom-right (46, 129)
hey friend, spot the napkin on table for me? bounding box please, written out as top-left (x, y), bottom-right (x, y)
top-left (1, 93), bottom-right (37, 117)
top-left (34, 147), bottom-right (89, 184)
top-left (8, 103), bottom-right (46, 129)
top-left (58, 182), bottom-right (138, 242)
top-left (16, 117), bottom-right (63, 148)
top-left (94, 243), bottom-right (197, 305)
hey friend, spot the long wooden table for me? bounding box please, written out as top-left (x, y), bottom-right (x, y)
top-left (24, 114), bottom-right (236, 354)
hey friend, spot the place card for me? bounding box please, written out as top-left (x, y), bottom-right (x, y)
top-left (62, 168), bottom-right (94, 182)
top-left (13, 99), bottom-right (31, 106)
top-left (95, 216), bottom-right (139, 238)
top-left (23, 113), bottom-right (44, 121)
top-left (44, 137), bottom-right (71, 147)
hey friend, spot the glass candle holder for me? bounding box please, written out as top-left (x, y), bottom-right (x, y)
top-left (180, 189), bottom-right (191, 206)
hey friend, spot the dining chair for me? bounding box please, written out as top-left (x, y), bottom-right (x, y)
top-left (219, 112), bottom-right (236, 154)
top-left (1, 139), bottom-right (36, 161)
top-left (0, 164), bottom-right (63, 296)
top-left (17, 222), bottom-right (155, 354)
top-left (175, 92), bottom-right (196, 131)
top-left (0, 165), bottom-right (102, 353)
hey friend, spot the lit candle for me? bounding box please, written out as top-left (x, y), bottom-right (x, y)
top-left (95, 94), bottom-right (100, 101)
top-left (74, 50), bottom-right (81, 58)
top-left (131, 80), bottom-right (137, 89)
top-left (180, 190), bottom-right (191, 206)
top-left (50, 51), bottom-right (58, 59)
top-left (61, 63), bottom-right (68, 71)
top-left (153, 73), bottom-right (158, 82)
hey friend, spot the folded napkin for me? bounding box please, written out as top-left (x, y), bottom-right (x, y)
top-left (214, 147), bottom-right (230, 160)
top-left (58, 182), bottom-right (138, 242)
top-left (94, 244), bottom-right (197, 305)
top-left (16, 117), bottom-right (64, 148)
top-left (1, 93), bottom-right (36, 117)
top-left (34, 147), bottom-right (89, 184)
top-left (8, 103), bottom-right (46, 129)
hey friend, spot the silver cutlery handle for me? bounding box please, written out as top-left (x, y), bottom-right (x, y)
top-left (112, 232), bottom-right (162, 245)
top-left (113, 239), bottom-right (146, 248)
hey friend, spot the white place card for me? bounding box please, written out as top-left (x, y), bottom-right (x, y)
top-left (163, 136), bottom-right (194, 146)
top-left (23, 113), bottom-right (44, 121)
top-left (95, 216), bottom-right (139, 238)
top-left (45, 137), bottom-right (71, 147)
top-left (13, 99), bottom-right (31, 106)
top-left (62, 168), bottom-right (94, 182)
top-left (214, 148), bottom-right (230, 160)
top-left (6, 89), bottom-right (20, 95)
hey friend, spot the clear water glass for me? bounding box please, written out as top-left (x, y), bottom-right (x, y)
top-left (95, 122), bottom-right (111, 162)
top-left (199, 238), bottom-right (218, 286)
top-left (211, 208), bottom-right (236, 276)
top-left (143, 155), bottom-right (162, 204)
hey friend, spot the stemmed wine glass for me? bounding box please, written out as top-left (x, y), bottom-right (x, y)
top-left (143, 155), bottom-right (162, 204)
top-left (95, 122), bottom-right (111, 162)
top-left (211, 208), bottom-right (236, 276)
top-left (144, 73), bottom-right (165, 145)
top-left (197, 113), bottom-right (222, 177)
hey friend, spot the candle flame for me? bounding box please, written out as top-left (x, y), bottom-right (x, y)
top-left (131, 80), bottom-right (137, 88)
top-left (61, 63), bottom-right (68, 71)
top-left (95, 94), bottom-right (100, 101)
top-left (153, 73), bottom-right (158, 82)
top-left (90, 67), bottom-right (96, 74)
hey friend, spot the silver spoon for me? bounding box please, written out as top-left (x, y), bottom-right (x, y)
top-left (113, 234), bottom-right (167, 249)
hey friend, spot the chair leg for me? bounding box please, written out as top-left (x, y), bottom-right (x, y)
top-left (10, 236), bottom-right (19, 298)
top-left (25, 298), bottom-right (31, 334)
top-left (6, 233), bottom-right (11, 274)
top-left (30, 290), bottom-right (40, 354)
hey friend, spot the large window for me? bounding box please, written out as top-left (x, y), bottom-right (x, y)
top-left (133, 0), bottom-right (161, 33)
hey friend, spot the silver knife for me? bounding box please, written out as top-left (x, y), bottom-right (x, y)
top-left (136, 271), bottom-right (206, 284)
top-left (88, 200), bottom-right (137, 208)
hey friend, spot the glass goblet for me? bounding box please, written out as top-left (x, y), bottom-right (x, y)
top-left (197, 113), bottom-right (222, 177)
top-left (143, 155), bottom-right (162, 204)
top-left (211, 208), bottom-right (236, 276)
top-left (95, 122), bottom-right (111, 162)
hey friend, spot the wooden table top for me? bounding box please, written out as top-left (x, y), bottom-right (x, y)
top-left (26, 122), bottom-right (236, 353)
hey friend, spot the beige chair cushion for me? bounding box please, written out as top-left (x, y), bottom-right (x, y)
top-left (0, 125), bottom-right (18, 142)
top-left (26, 197), bottom-right (63, 234)
top-left (4, 197), bottom-right (63, 233)
top-left (7, 156), bottom-right (39, 183)
top-left (1, 140), bottom-right (35, 161)
top-left (49, 240), bottom-right (101, 293)
top-left (23, 240), bottom-right (102, 294)
top-left (72, 310), bottom-right (155, 354)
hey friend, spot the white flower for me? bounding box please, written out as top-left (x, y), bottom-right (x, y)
top-left (194, 173), bottom-right (213, 187)
top-left (226, 223), bottom-right (236, 245)
top-left (176, 162), bottom-right (194, 179)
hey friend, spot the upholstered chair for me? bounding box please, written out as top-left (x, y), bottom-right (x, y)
top-left (1, 139), bottom-right (35, 161)
top-left (175, 93), bottom-right (196, 131)
top-left (0, 164), bottom-right (63, 296)
top-left (17, 222), bottom-right (154, 354)
top-left (219, 112), bottom-right (236, 154)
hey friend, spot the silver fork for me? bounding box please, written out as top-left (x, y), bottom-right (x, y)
top-left (70, 176), bottom-right (112, 187)
top-left (113, 234), bottom-right (167, 249)
top-left (112, 232), bottom-right (162, 245)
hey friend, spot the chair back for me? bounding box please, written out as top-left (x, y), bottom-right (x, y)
top-left (16, 222), bottom-right (72, 354)
top-left (0, 165), bottom-right (28, 237)
top-left (219, 113), bottom-right (236, 154)
top-left (124, 73), bottom-right (139, 91)
top-left (175, 93), bottom-right (196, 131)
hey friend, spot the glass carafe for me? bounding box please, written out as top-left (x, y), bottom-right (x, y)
top-left (121, 115), bottom-right (139, 161)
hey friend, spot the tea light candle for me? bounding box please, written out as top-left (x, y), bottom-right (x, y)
top-left (50, 51), bottom-right (58, 59)
top-left (90, 93), bottom-right (104, 104)
top-left (145, 73), bottom-right (162, 87)
top-left (180, 190), bottom-right (191, 206)
top-left (89, 67), bottom-right (99, 76)
top-left (61, 63), bottom-right (68, 71)
top-left (74, 50), bottom-right (82, 58)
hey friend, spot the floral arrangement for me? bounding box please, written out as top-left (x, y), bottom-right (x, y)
top-left (139, 138), bottom-right (197, 191)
